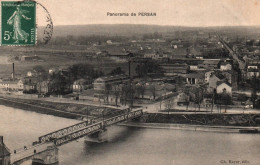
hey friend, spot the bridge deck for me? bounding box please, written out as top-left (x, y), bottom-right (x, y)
top-left (10, 142), bottom-right (53, 164)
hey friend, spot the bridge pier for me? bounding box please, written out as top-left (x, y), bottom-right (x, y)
top-left (84, 128), bottom-right (108, 143)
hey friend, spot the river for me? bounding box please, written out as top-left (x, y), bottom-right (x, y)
top-left (0, 105), bottom-right (260, 165)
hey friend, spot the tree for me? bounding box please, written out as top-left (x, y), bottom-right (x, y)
top-left (251, 90), bottom-right (258, 109)
top-left (33, 65), bottom-right (48, 81)
top-left (135, 62), bottom-right (164, 78)
top-left (183, 87), bottom-right (191, 111)
top-left (237, 94), bottom-right (247, 104)
top-left (194, 87), bottom-right (205, 111)
top-left (114, 88), bottom-right (120, 106)
top-left (49, 72), bottom-right (71, 94)
top-left (150, 85), bottom-right (156, 100)
top-left (109, 67), bottom-right (125, 75)
top-left (211, 90), bottom-right (217, 113)
top-left (104, 84), bottom-right (112, 104)
top-left (164, 98), bottom-right (174, 115)
top-left (250, 69), bottom-right (259, 108)
top-left (136, 84), bottom-right (145, 99)
top-left (221, 91), bottom-right (231, 113)
top-left (68, 63), bottom-right (104, 81)
top-left (120, 82), bottom-right (135, 107)
top-left (135, 64), bottom-right (147, 77)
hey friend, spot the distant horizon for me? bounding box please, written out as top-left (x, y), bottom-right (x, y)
top-left (39, 23), bottom-right (260, 28)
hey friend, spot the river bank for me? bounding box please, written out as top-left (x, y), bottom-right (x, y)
top-left (0, 96), bottom-right (81, 119)
top-left (139, 113), bottom-right (260, 127)
top-left (1, 95), bottom-right (260, 130)
top-left (0, 96), bottom-right (122, 120)
top-left (118, 122), bottom-right (260, 133)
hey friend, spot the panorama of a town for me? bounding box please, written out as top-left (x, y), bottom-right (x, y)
top-left (1, 0), bottom-right (260, 165)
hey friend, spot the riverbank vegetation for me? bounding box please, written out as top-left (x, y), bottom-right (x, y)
top-left (141, 113), bottom-right (260, 127)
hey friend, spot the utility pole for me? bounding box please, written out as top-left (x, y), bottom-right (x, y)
top-left (211, 92), bottom-right (214, 113)
top-left (128, 60), bottom-right (131, 77)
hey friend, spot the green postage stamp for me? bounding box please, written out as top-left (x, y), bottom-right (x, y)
top-left (1, 1), bottom-right (36, 46)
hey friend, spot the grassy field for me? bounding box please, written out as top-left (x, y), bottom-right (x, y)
top-left (0, 46), bottom-right (137, 78)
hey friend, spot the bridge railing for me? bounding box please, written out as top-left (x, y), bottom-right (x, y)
top-left (38, 109), bottom-right (130, 144)
top-left (54, 122), bottom-right (103, 146)
top-left (53, 109), bottom-right (143, 146)
top-left (38, 120), bottom-right (90, 143)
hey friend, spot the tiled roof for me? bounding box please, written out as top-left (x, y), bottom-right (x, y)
top-left (186, 73), bottom-right (204, 79)
top-left (216, 81), bottom-right (231, 87)
top-left (202, 60), bottom-right (220, 65)
top-left (95, 74), bottom-right (129, 82)
top-left (1, 80), bottom-right (18, 84)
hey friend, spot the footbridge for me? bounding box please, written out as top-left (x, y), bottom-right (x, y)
top-left (8, 109), bottom-right (143, 165)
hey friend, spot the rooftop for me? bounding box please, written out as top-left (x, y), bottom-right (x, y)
top-left (202, 60), bottom-right (220, 65)
top-left (95, 74), bottom-right (129, 82)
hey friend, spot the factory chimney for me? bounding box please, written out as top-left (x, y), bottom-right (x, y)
top-left (11, 63), bottom-right (15, 79)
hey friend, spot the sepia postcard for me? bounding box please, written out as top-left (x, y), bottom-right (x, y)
top-left (0, 0), bottom-right (260, 165)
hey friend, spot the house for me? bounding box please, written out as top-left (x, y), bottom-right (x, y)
top-left (246, 65), bottom-right (259, 78)
top-left (208, 73), bottom-right (226, 89)
top-left (73, 78), bottom-right (92, 93)
top-left (21, 55), bottom-right (40, 61)
top-left (195, 55), bottom-right (204, 59)
top-left (48, 67), bottom-right (58, 74)
top-left (245, 99), bottom-right (253, 108)
top-left (108, 51), bottom-right (133, 60)
top-left (23, 82), bottom-right (37, 93)
top-left (26, 70), bottom-right (44, 77)
top-left (220, 62), bottom-right (232, 71)
top-left (17, 79), bottom-right (24, 91)
top-left (0, 136), bottom-right (11, 165)
top-left (199, 60), bottom-right (220, 70)
top-left (216, 82), bottom-right (232, 95)
top-left (37, 80), bottom-right (51, 94)
top-left (0, 79), bottom-right (18, 91)
top-left (221, 70), bottom-right (238, 88)
top-left (0, 79), bottom-right (24, 92)
top-left (189, 65), bottom-right (198, 71)
top-left (144, 53), bottom-right (157, 59)
top-left (186, 73), bottom-right (205, 85)
top-left (93, 83), bottom-right (122, 104)
top-left (106, 40), bottom-right (113, 45)
top-left (205, 71), bottom-right (214, 83)
top-left (94, 74), bottom-right (130, 91)
top-left (24, 76), bottom-right (38, 85)
top-left (176, 92), bottom-right (189, 105)
top-left (138, 82), bottom-right (175, 100)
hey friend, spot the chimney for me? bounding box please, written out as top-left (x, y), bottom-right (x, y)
top-left (11, 63), bottom-right (15, 79)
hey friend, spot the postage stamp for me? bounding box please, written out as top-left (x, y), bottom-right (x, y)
top-left (1, 1), bottom-right (36, 46)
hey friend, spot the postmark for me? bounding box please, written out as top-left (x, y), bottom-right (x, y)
top-left (1, 1), bottom-right (36, 45)
top-left (36, 1), bottom-right (53, 45)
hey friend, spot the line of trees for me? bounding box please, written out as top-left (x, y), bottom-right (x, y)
top-left (51, 35), bottom-right (129, 45)
top-left (181, 86), bottom-right (232, 113)
top-left (135, 61), bottom-right (164, 77)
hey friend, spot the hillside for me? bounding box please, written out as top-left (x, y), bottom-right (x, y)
top-left (37, 24), bottom-right (260, 38)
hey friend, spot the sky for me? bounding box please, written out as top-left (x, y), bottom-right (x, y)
top-left (4, 0), bottom-right (260, 26)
